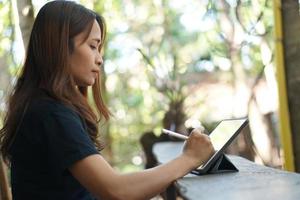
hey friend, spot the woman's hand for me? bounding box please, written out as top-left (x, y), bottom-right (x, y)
top-left (182, 128), bottom-right (215, 169)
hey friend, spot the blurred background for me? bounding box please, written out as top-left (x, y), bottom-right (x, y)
top-left (0, 0), bottom-right (299, 175)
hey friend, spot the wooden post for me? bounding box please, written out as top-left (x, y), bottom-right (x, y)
top-left (273, 0), bottom-right (295, 171)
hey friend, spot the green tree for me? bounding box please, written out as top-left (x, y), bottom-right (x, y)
top-left (16, 0), bottom-right (34, 48)
top-left (94, 0), bottom-right (279, 170)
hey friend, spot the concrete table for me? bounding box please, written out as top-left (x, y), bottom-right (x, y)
top-left (153, 142), bottom-right (300, 200)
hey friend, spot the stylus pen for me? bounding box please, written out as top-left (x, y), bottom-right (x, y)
top-left (162, 129), bottom-right (188, 140)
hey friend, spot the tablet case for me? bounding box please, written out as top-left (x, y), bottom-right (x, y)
top-left (191, 154), bottom-right (238, 176)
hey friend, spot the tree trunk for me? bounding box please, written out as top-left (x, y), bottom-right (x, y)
top-left (281, 0), bottom-right (300, 172)
top-left (218, 0), bottom-right (257, 161)
top-left (0, 59), bottom-right (12, 200)
top-left (16, 0), bottom-right (34, 49)
top-left (0, 1), bottom-right (15, 199)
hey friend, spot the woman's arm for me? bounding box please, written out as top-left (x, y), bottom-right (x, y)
top-left (69, 129), bottom-right (214, 200)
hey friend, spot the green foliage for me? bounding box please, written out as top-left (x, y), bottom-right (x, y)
top-left (0, 0), bottom-right (23, 77)
top-left (0, 1), bottom-right (12, 57)
top-left (93, 0), bottom-right (275, 171)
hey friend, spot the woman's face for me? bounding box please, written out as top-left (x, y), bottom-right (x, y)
top-left (69, 19), bottom-right (103, 86)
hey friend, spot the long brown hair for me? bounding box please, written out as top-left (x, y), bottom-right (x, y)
top-left (0, 1), bottom-right (110, 162)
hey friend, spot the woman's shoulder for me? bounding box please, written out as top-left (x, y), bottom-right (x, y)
top-left (28, 89), bottom-right (77, 118)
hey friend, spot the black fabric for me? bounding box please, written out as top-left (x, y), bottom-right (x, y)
top-left (10, 89), bottom-right (99, 200)
top-left (191, 154), bottom-right (238, 176)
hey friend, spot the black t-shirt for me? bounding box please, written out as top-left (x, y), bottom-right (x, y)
top-left (10, 90), bottom-right (99, 200)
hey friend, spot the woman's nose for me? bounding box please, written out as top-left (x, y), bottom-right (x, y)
top-left (96, 56), bottom-right (103, 67)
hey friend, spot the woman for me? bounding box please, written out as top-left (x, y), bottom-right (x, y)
top-left (0, 1), bottom-right (214, 199)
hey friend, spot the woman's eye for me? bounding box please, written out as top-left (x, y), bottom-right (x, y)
top-left (90, 45), bottom-right (97, 49)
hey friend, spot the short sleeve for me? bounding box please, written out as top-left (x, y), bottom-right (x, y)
top-left (41, 107), bottom-right (99, 175)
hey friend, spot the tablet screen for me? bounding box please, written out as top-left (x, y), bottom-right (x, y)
top-left (209, 119), bottom-right (247, 150)
top-left (196, 118), bottom-right (248, 171)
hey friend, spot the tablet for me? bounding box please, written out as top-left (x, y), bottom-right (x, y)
top-left (192, 117), bottom-right (248, 175)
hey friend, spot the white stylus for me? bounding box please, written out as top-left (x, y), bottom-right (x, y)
top-left (162, 129), bottom-right (188, 140)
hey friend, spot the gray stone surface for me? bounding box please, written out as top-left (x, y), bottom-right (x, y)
top-left (153, 142), bottom-right (300, 200)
